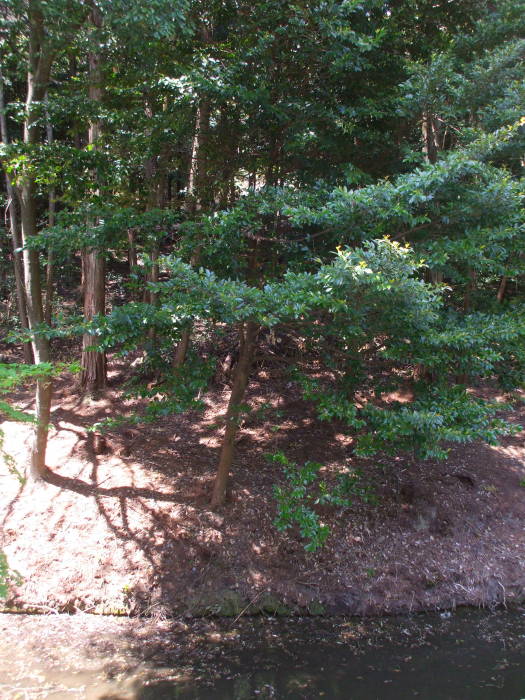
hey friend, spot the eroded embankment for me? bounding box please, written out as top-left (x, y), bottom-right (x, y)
top-left (2, 378), bottom-right (525, 618)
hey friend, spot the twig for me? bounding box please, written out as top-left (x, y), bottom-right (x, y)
top-left (230, 590), bottom-right (264, 625)
top-left (390, 222), bottom-right (432, 241)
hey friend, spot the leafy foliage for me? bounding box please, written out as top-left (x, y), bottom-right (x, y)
top-left (0, 550), bottom-right (22, 600)
top-left (0, 0), bottom-right (524, 540)
top-left (270, 452), bottom-right (376, 552)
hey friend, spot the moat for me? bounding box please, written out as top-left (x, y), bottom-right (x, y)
top-left (1, 608), bottom-right (525, 699)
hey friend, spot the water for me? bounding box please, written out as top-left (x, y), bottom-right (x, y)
top-left (133, 610), bottom-right (525, 700)
top-left (2, 609), bottom-right (525, 699)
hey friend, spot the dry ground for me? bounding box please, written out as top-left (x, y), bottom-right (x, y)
top-left (1, 361), bottom-right (525, 616)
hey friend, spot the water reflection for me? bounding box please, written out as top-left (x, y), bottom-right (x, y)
top-left (133, 611), bottom-right (525, 700)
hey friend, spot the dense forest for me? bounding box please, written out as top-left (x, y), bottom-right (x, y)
top-left (0, 0), bottom-right (524, 562)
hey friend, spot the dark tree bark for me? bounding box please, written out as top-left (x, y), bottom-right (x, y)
top-left (172, 324), bottom-right (191, 368)
top-left (497, 275), bottom-right (508, 303)
top-left (127, 229), bottom-right (138, 270)
top-left (81, 248), bottom-right (107, 391)
top-left (463, 268), bottom-right (477, 313)
top-left (81, 2), bottom-right (106, 393)
top-left (211, 321), bottom-right (258, 507)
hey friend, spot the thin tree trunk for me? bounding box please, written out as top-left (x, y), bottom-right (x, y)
top-left (32, 372), bottom-right (53, 478)
top-left (127, 229), bottom-right (137, 269)
top-left (143, 153), bottom-right (164, 306)
top-left (127, 228), bottom-right (138, 299)
top-left (186, 100), bottom-right (210, 214)
top-left (172, 246), bottom-right (201, 368)
top-left (145, 244), bottom-right (159, 342)
top-left (173, 328), bottom-right (191, 368)
top-left (211, 321), bottom-right (258, 507)
top-left (81, 3), bottom-right (106, 393)
top-left (5, 192), bottom-right (32, 364)
top-left (44, 94), bottom-right (55, 326)
top-left (148, 246), bottom-right (159, 307)
top-left (422, 111), bottom-right (444, 291)
top-left (0, 63), bottom-right (33, 363)
top-left (173, 98), bottom-right (211, 367)
top-left (186, 23), bottom-right (211, 214)
top-left (265, 134), bottom-right (281, 187)
top-left (422, 111), bottom-right (438, 165)
top-left (142, 151), bottom-right (166, 343)
top-left (496, 275), bottom-right (508, 303)
top-left (44, 203), bottom-right (55, 326)
top-left (463, 268), bottom-right (477, 312)
top-left (81, 248), bottom-right (106, 391)
top-left (19, 2), bottom-right (54, 478)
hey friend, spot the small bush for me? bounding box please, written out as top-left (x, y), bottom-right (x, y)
top-left (270, 452), bottom-right (376, 551)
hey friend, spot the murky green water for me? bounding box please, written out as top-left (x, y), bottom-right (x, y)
top-left (2, 609), bottom-right (525, 699)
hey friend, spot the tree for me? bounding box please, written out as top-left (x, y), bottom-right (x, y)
top-left (79, 1), bottom-right (107, 393)
top-left (1, 0), bottom-right (87, 478)
top-left (0, 0), bottom-right (523, 515)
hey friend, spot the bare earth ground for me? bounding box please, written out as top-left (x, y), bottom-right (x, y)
top-left (1, 359), bottom-right (525, 616)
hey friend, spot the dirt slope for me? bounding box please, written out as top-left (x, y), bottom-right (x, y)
top-left (1, 371), bottom-right (524, 616)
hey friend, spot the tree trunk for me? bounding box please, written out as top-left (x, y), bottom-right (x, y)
top-left (127, 229), bottom-right (139, 300)
top-left (81, 3), bottom-right (106, 392)
top-left (211, 321), bottom-right (258, 507)
top-left (173, 98), bottom-right (211, 367)
top-left (142, 150), bottom-right (167, 343)
top-left (81, 249), bottom-right (106, 392)
top-left (422, 112), bottom-right (445, 289)
top-left (44, 219), bottom-right (55, 325)
top-left (186, 99), bottom-right (211, 214)
top-left (265, 134), bottom-right (282, 187)
top-left (0, 63), bottom-right (33, 363)
top-left (44, 93), bottom-right (55, 326)
top-left (31, 371), bottom-right (53, 479)
top-left (146, 245), bottom-right (159, 342)
top-left (127, 229), bottom-right (137, 269)
top-left (148, 246), bottom-right (159, 305)
top-left (172, 327), bottom-right (191, 368)
top-left (142, 153), bottom-right (164, 306)
top-left (6, 192), bottom-right (32, 364)
top-left (463, 268), bottom-right (477, 312)
top-left (497, 275), bottom-right (508, 303)
top-left (422, 111), bottom-right (439, 165)
top-left (172, 246), bottom-right (202, 368)
top-left (19, 3), bottom-right (54, 477)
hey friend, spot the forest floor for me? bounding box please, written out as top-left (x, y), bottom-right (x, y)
top-left (1, 350), bottom-right (525, 617)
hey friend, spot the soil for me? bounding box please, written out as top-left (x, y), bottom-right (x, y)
top-left (1, 356), bottom-right (525, 617)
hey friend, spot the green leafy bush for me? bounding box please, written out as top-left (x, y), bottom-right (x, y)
top-left (270, 452), bottom-right (376, 552)
top-left (0, 551), bottom-right (22, 600)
